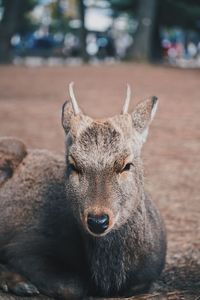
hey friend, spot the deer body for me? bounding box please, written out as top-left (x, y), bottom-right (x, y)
top-left (0, 85), bottom-right (166, 299)
top-left (85, 195), bottom-right (166, 297)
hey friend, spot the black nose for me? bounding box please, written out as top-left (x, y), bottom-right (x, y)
top-left (87, 214), bottom-right (109, 235)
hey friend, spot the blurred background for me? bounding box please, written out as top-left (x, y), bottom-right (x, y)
top-left (0, 0), bottom-right (200, 67)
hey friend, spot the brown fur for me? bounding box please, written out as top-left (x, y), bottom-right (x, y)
top-left (0, 96), bottom-right (166, 299)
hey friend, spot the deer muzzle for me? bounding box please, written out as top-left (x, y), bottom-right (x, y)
top-left (87, 214), bottom-right (109, 235)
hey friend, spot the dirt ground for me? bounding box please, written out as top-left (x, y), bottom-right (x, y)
top-left (0, 63), bottom-right (199, 300)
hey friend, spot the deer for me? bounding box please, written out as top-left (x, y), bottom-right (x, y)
top-left (0, 83), bottom-right (166, 299)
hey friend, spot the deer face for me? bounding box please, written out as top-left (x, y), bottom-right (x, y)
top-left (62, 83), bottom-right (158, 237)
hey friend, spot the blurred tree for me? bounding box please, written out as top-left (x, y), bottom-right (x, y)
top-left (0, 0), bottom-right (36, 63)
top-left (111, 0), bottom-right (200, 61)
top-left (77, 0), bottom-right (88, 62)
top-left (110, 0), bottom-right (159, 61)
top-left (131, 0), bottom-right (158, 61)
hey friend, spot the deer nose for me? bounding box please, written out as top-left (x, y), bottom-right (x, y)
top-left (87, 214), bottom-right (109, 235)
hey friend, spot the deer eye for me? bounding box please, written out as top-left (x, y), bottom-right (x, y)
top-left (68, 163), bottom-right (79, 174)
top-left (121, 163), bottom-right (132, 173)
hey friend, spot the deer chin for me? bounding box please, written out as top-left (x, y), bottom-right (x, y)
top-left (86, 227), bottom-right (112, 238)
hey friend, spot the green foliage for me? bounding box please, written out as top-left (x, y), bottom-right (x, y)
top-left (0, 0), bottom-right (37, 62)
top-left (49, 1), bottom-right (70, 33)
top-left (159, 0), bottom-right (200, 30)
top-left (0, 0), bottom-right (37, 35)
top-left (110, 0), bottom-right (137, 11)
top-left (110, 0), bottom-right (200, 31)
top-left (18, 0), bottom-right (38, 34)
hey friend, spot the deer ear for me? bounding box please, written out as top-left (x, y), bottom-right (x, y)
top-left (131, 96), bottom-right (158, 144)
top-left (62, 82), bottom-right (83, 135)
top-left (62, 101), bottom-right (91, 137)
top-left (61, 101), bottom-right (75, 135)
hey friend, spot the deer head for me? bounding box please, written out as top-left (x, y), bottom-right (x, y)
top-left (62, 82), bottom-right (158, 237)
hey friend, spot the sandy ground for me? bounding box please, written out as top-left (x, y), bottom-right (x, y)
top-left (0, 63), bottom-right (199, 300)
